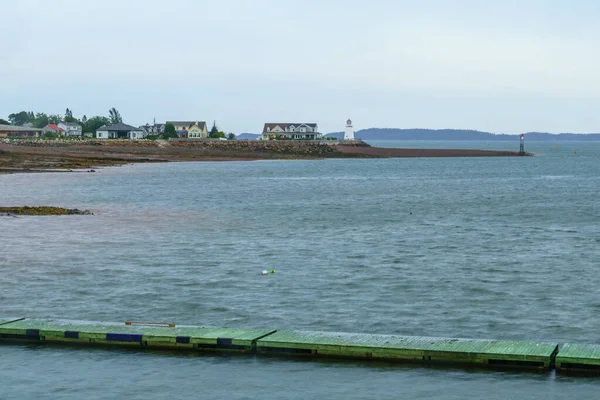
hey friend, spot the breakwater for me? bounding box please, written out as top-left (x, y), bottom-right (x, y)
top-left (0, 317), bottom-right (596, 373)
top-left (1, 138), bottom-right (526, 161)
top-left (0, 139), bottom-right (368, 173)
top-left (0, 138), bottom-right (354, 157)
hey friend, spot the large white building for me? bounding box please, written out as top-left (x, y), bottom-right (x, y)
top-left (260, 123), bottom-right (321, 140)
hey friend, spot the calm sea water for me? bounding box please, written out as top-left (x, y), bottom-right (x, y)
top-left (1, 140), bottom-right (599, 399)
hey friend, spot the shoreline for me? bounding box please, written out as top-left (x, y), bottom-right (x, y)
top-left (0, 140), bottom-right (530, 174)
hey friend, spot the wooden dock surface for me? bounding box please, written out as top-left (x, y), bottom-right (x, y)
top-left (256, 330), bottom-right (557, 369)
top-left (2, 317), bottom-right (600, 373)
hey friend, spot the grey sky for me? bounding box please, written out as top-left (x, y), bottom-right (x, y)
top-left (2, 0), bottom-right (600, 133)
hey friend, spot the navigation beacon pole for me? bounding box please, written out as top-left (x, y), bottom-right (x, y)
top-left (520, 134), bottom-right (525, 155)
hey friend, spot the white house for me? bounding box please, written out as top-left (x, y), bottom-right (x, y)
top-left (58, 121), bottom-right (82, 137)
top-left (96, 123), bottom-right (146, 139)
top-left (260, 123), bottom-right (321, 140)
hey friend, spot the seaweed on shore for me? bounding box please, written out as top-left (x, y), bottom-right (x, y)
top-left (0, 206), bottom-right (93, 216)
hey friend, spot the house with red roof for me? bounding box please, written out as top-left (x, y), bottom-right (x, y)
top-left (42, 124), bottom-right (64, 136)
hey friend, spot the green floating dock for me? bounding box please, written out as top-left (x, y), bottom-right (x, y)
top-left (6, 317), bottom-right (600, 373)
top-left (256, 330), bottom-right (558, 369)
top-left (0, 318), bottom-right (275, 353)
top-left (556, 344), bottom-right (600, 372)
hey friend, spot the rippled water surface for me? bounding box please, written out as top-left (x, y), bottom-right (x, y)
top-left (1, 141), bottom-right (599, 398)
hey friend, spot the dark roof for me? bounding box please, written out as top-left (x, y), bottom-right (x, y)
top-left (97, 123), bottom-right (142, 132)
top-left (166, 121), bottom-right (207, 130)
top-left (0, 124), bottom-right (42, 132)
top-left (59, 122), bottom-right (81, 128)
top-left (187, 123), bottom-right (207, 130)
top-left (262, 123), bottom-right (318, 133)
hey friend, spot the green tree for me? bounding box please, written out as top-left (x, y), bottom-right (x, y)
top-left (209, 121), bottom-right (226, 138)
top-left (65, 108), bottom-right (73, 118)
top-left (82, 115), bottom-right (88, 124)
top-left (33, 113), bottom-right (49, 128)
top-left (0, 118), bottom-right (9, 125)
top-left (8, 111), bottom-right (34, 126)
top-left (162, 123), bottom-right (178, 139)
top-left (48, 114), bottom-right (61, 124)
top-left (227, 133), bottom-right (235, 140)
top-left (109, 107), bottom-right (123, 124)
top-left (83, 116), bottom-right (110, 134)
top-left (209, 121), bottom-right (219, 138)
top-left (42, 131), bottom-right (58, 140)
top-left (64, 115), bottom-right (77, 123)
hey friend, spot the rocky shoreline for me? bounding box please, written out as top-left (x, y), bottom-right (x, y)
top-left (0, 139), bottom-right (529, 173)
top-left (0, 206), bottom-right (93, 216)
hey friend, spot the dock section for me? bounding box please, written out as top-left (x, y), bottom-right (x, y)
top-left (0, 318), bottom-right (275, 353)
top-left (256, 330), bottom-right (559, 369)
top-left (556, 344), bottom-right (600, 372)
top-left (5, 317), bottom-right (597, 373)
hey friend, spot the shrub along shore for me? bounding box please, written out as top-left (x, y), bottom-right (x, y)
top-left (0, 139), bottom-right (529, 173)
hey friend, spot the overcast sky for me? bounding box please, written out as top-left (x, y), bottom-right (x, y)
top-left (2, 0), bottom-right (600, 133)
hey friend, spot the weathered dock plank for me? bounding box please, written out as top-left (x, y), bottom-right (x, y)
top-left (556, 344), bottom-right (600, 372)
top-left (256, 330), bottom-right (558, 369)
top-left (0, 318), bottom-right (275, 352)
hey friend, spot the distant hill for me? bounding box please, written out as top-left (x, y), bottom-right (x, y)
top-left (235, 133), bottom-right (260, 140)
top-left (325, 128), bottom-right (600, 141)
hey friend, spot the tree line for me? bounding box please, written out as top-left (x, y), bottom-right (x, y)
top-left (1, 107), bottom-right (124, 135)
top-left (2, 109), bottom-right (236, 140)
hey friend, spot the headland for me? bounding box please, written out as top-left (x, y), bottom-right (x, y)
top-left (0, 139), bottom-right (529, 173)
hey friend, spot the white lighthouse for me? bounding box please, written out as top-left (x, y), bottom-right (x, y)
top-left (344, 119), bottom-right (354, 141)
